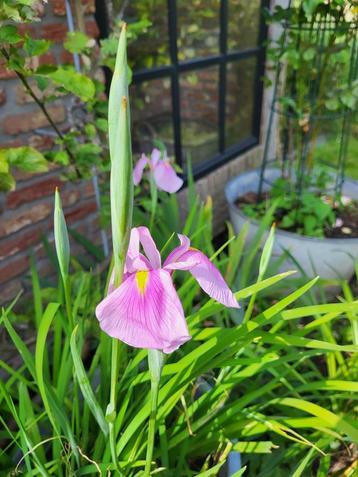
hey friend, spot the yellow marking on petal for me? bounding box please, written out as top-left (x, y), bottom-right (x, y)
top-left (136, 271), bottom-right (149, 295)
top-left (189, 246), bottom-right (198, 251)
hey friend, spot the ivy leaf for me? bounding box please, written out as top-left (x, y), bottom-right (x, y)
top-left (6, 147), bottom-right (48, 173)
top-left (1, 5), bottom-right (22, 22)
top-left (44, 67), bottom-right (95, 101)
top-left (0, 172), bottom-right (15, 192)
top-left (34, 75), bottom-right (50, 91)
top-left (281, 214), bottom-right (295, 229)
top-left (64, 31), bottom-right (91, 54)
top-left (0, 150), bottom-right (9, 174)
top-left (95, 118), bottom-right (108, 133)
top-left (0, 25), bottom-right (21, 44)
top-left (314, 200), bottom-right (331, 220)
top-left (23, 37), bottom-right (52, 57)
top-left (53, 150), bottom-right (69, 166)
top-left (84, 124), bottom-right (97, 139)
top-left (303, 215), bottom-right (318, 235)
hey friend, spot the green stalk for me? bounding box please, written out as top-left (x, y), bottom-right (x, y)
top-left (106, 23), bottom-right (133, 474)
top-left (108, 339), bottom-right (120, 474)
top-left (149, 175), bottom-right (158, 230)
top-left (144, 349), bottom-right (164, 476)
top-left (243, 224), bottom-right (275, 323)
top-left (63, 278), bottom-right (73, 330)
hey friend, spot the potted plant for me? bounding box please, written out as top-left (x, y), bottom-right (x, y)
top-left (226, 0), bottom-right (358, 279)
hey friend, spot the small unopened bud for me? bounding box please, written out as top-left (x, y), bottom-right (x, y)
top-left (54, 188), bottom-right (70, 282)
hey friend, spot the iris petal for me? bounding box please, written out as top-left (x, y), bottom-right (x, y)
top-left (133, 154), bottom-right (148, 185)
top-left (96, 269), bottom-right (191, 353)
top-left (153, 161), bottom-right (183, 193)
top-left (164, 234), bottom-right (239, 308)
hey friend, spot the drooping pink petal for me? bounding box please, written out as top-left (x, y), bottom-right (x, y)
top-left (151, 148), bottom-right (161, 167)
top-left (96, 269), bottom-right (191, 353)
top-left (167, 246), bottom-right (239, 308)
top-left (153, 161), bottom-right (183, 193)
top-left (133, 154), bottom-right (149, 185)
top-left (163, 234), bottom-right (190, 268)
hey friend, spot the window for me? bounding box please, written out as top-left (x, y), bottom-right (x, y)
top-left (100, 0), bottom-right (268, 178)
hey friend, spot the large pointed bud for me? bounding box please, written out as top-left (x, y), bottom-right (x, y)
top-left (54, 188), bottom-right (70, 283)
top-left (108, 23), bottom-right (133, 287)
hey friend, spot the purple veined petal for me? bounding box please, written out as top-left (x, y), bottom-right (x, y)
top-left (153, 160), bottom-right (183, 193)
top-left (96, 269), bottom-right (191, 353)
top-left (175, 248), bottom-right (239, 308)
top-left (133, 154), bottom-right (149, 185)
top-left (163, 233), bottom-right (191, 268)
top-left (136, 226), bottom-right (161, 269)
top-left (151, 148), bottom-right (161, 167)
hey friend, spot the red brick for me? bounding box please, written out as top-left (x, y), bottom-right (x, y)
top-left (17, 24), bottom-right (34, 36)
top-left (0, 279), bottom-right (24, 303)
top-left (28, 134), bottom-right (54, 150)
top-left (65, 200), bottom-right (97, 224)
top-left (62, 189), bottom-right (81, 207)
top-left (83, 181), bottom-right (95, 198)
top-left (0, 256), bottom-right (29, 284)
top-left (0, 202), bottom-right (52, 238)
top-left (61, 50), bottom-right (75, 65)
top-left (36, 258), bottom-right (55, 277)
top-left (6, 177), bottom-right (63, 208)
top-left (33, 0), bottom-right (45, 17)
top-left (52, 0), bottom-right (66, 15)
top-left (0, 228), bottom-right (43, 260)
top-left (1, 139), bottom-right (24, 149)
top-left (85, 20), bottom-right (100, 38)
top-left (3, 105), bottom-right (65, 135)
top-left (0, 88), bottom-right (6, 106)
top-left (13, 162), bottom-right (60, 182)
top-left (83, 0), bottom-right (96, 14)
top-left (25, 52), bottom-right (56, 71)
top-left (53, 0), bottom-right (95, 16)
top-left (0, 58), bottom-right (16, 80)
top-left (42, 23), bottom-right (67, 42)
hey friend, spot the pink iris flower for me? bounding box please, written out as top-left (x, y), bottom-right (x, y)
top-left (133, 148), bottom-right (183, 193)
top-left (96, 226), bottom-right (239, 353)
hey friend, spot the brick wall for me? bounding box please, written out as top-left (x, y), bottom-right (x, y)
top-left (0, 0), bottom-right (102, 304)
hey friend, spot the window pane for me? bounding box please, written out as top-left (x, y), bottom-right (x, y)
top-left (228, 0), bottom-right (261, 51)
top-left (177, 0), bottom-right (220, 61)
top-left (116, 1), bottom-right (170, 70)
top-left (226, 58), bottom-right (257, 148)
top-left (180, 66), bottom-right (219, 168)
top-left (130, 78), bottom-right (174, 157)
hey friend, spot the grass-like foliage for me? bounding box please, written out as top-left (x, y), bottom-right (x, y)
top-left (1, 189), bottom-right (357, 476)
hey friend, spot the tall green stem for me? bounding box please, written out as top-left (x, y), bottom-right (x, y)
top-left (108, 338), bottom-right (120, 474)
top-left (64, 278), bottom-right (73, 330)
top-left (144, 349), bottom-right (164, 476)
top-left (149, 175), bottom-right (158, 230)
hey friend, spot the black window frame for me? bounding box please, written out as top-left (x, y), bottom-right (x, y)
top-left (96, 0), bottom-right (270, 179)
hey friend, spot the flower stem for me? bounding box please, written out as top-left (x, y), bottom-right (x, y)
top-left (149, 175), bottom-right (158, 230)
top-left (63, 278), bottom-right (74, 330)
top-left (144, 349), bottom-right (163, 476)
top-left (108, 338), bottom-right (120, 474)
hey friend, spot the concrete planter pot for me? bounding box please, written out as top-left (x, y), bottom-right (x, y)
top-left (225, 168), bottom-right (358, 280)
